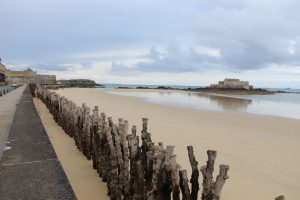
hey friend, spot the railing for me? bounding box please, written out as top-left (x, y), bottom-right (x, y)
top-left (0, 86), bottom-right (14, 97)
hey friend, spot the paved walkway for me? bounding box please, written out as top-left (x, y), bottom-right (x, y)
top-left (0, 84), bottom-right (25, 158)
top-left (0, 85), bottom-right (76, 200)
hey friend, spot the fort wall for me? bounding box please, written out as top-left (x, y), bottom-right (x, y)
top-left (210, 78), bottom-right (253, 90)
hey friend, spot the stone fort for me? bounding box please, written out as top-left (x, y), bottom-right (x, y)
top-left (210, 78), bottom-right (253, 90)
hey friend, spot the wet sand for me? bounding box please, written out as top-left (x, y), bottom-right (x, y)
top-left (44, 88), bottom-right (299, 199)
top-left (33, 98), bottom-right (109, 200)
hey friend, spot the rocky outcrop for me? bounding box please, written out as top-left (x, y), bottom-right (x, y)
top-left (58, 79), bottom-right (96, 88)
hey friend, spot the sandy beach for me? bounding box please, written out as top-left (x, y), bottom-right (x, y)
top-left (43, 87), bottom-right (300, 199)
top-left (33, 98), bottom-right (109, 200)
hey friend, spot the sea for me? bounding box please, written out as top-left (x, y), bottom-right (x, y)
top-left (101, 84), bottom-right (300, 120)
top-left (101, 83), bottom-right (201, 90)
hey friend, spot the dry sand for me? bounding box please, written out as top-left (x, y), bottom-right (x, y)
top-left (40, 88), bottom-right (300, 199)
top-left (33, 98), bottom-right (109, 200)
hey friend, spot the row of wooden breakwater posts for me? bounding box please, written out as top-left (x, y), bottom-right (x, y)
top-left (34, 85), bottom-right (285, 200)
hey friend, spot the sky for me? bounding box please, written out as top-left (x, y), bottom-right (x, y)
top-left (1, 0), bottom-right (300, 88)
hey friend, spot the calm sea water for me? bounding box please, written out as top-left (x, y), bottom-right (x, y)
top-left (108, 90), bottom-right (300, 120)
top-left (102, 83), bottom-right (201, 89)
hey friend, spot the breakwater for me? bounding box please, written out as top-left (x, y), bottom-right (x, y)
top-left (34, 85), bottom-right (284, 200)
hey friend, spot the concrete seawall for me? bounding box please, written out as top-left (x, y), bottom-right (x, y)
top-left (0, 85), bottom-right (76, 199)
top-left (0, 84), bottom-right (25, 158)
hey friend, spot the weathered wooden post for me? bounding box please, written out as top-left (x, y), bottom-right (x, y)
top-left (187, 146), bottom-right (200, 200)
top-left (162, 145), bottom-right (175, 200)
top-left (82, 106), bottom-right (92, 160)
top-left (127, 125), bottom-right (141, 199)
top-left (212, 164), bottom-right (229, 200)
top-left (201, 150), bottom-right (217, 200)
top-left (148, 143), bottom-right (166, 200)
top-left (105, 123), bottom-right (118, 199)
top-left (99, 113), bottom-right (110, 181)
top-left (91, 106), bottom-right (100, 169)
top-left (170, 154), bottom-right (181, 200)
top-left (117, 118), bottom-right (130, 199)
top-left (200, 150), bottom-right (229, 200)
top-left (179, 169), bottom-right (191, 200)
top-left (133, 159), bottom-right (146, 200)
top-left (142, 119), bottom-right (156, 191)
top-left (108, 117), bottom-right (124, 199)
top-left (275, 195), bottom-right (285, 200)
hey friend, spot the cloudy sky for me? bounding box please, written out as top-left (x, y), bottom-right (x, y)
top-left (1, 0), bottom-right (300, 88)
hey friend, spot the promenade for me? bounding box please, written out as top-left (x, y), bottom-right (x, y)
top-left (0, 84), bottom-right (25, 157)
top-left (0, 85), bottom-right (13, 97)
top-left (0, 85), bottom-right (76, 199)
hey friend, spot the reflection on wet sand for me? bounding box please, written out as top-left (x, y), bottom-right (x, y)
top-left (112, 90), bottom-right (253, 111)
top-left (108, 90), bottom-right (300, 119)
top-left (192, 93), bottom-right (252, 111)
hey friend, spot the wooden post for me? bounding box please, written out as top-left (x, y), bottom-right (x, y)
top-left (162, 145), bottom-right (175, 200)
top-left (105, 124), bottom-right (118, 199)
top-left (127, 125), bottom-right (141, 199)
top-left (98, 112), bottom-right (107, 178)
top-left (212, 165), bottom-right (229, 200)
top-left (187, 146), bottom-right (200, 200)
top-left (170, 154), bottom-right (180, 200)
top-left (146, 142), bottom-right (155, 192)
top-left (108, 117), bottom-right (124, 199)
top-left (118, 118), bottom-right (130, 199)
top-left (148, 145), bottom-right (165, 200)
top-left (201, 150), bottom-right (217, 200)
top-left (133, 159), bottom-right (146, 200)
top-left (91, 106), bottom-right (100, 169)
top-left (179, 170), bottom-right (191, 200)
top-left (132, 125), bottom-right (137, 136)
top-left (275, 195), bottom-right (285, 200)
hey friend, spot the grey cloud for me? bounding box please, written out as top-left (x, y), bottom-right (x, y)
top-left (192, 0), bottom-right (300, 68)
top-left (29, 63), bottom-right (70, 71)
top-left (110, 46), bottom-right (222, 74)
top-left (26, 62), bottom-right (93, 72)
top-left (110, 0), bottom-right (300, 74)
top-left (1, 0), bottom-right (300, 75)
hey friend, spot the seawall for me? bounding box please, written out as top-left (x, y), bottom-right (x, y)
top-left (0, 85), bottom-right (76, 199)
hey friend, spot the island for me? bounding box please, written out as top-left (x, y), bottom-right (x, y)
top-left (117, 78), bottom-right (277, 95)
top-left (189, 78), bottom-right (275, 95)
top-left (57, 79), bottom-right (96, 88)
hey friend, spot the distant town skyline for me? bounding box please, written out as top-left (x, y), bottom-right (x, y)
top-left (1, 0), bottom-right (300, 88)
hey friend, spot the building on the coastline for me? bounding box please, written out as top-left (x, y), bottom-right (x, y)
top-left (0, 58), bottom-right (56, 85)
top-left (0, 58), bottom-right (5, 71)
top-left (5, 69), bottom-right (56, 85)
top-left (210, 78), bottom-right (253, 90)
top-left (0, 58), bottom-right (7, 84)
top-left (5, 68), bottom-right (38, 84)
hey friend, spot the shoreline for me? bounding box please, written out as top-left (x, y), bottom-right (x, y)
top-left (108, 88), bottom-right (300, 120)
top-left (113, 86), bottom-right (287, 95)
top-left (53, 87), bottom-right (300, 200)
